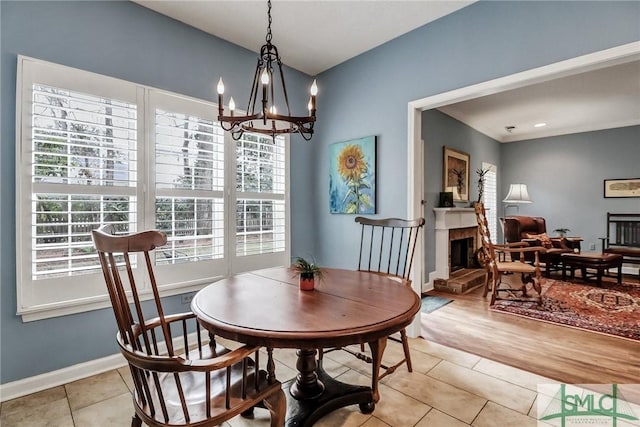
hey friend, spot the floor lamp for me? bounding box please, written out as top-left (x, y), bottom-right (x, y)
top-left (500, 183), bottom-right (532, 242)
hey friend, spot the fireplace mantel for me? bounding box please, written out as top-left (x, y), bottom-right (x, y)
top-left (433, 207), bottom-right (477, 230)
top-left (433, 207), bottom-right (478, 281)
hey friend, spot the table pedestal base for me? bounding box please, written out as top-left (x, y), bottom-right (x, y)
top-left (283, 363), bottom-right (374, 427)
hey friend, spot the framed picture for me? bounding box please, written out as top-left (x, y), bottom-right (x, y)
top-left (604, 178), bottom-right (640, 198)
top-left (439, 191), bottom-right (454, 208)
top-left (329, 136), bottom-right (376, 214)
top-left (443, 147), bottom-right (470, 202)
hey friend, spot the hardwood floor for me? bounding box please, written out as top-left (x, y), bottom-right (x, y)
top-left (420, 275), bottom-right (640, 388)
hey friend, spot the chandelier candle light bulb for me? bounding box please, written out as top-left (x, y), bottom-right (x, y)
top-left (310, 79), bottom-right (317, 112)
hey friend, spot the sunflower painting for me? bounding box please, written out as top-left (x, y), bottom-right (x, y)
top-left (329, 136), bottom-right (376, 214)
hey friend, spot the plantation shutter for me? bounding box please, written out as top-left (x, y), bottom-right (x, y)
top-left (233, 133), bottom-right (288, 273)
top-left (17, 57), bottom-right (141, 317)
top-left (482, 162), bottom-right (498, 239)
top-left (149, 91), bottom-right (227, 286)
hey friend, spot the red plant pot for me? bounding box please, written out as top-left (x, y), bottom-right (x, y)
top-left (299, 273), bottom-right (315, 291)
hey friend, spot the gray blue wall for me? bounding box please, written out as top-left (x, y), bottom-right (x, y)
top-left (311, 1), bottom-right (640, 271)
top-left (1, 0), bottom-right (639, 384)
top-left (422, 110), bottom-right (501, 273)
top-left (0, 1), bottom-right (313, 383)
top-left (501, 125), bottom-right (640, 253)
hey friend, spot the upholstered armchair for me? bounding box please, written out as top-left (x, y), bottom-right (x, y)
top-left (503, 215), bottom-right (573, 276)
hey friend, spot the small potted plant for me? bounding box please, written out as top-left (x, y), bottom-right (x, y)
top-left (475, 167), bottom-right (490, 205)
top-left (553, 228), bottom-right (570, 237)
top-left (292, 257), bottom-right (323, 291)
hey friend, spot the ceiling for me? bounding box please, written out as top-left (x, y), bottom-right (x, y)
top-left (438, 59), bottom-right (640, 143)
top-left (133, 0), bottom-right (474, 75)
top-left (133, 1), bottom-right (640, 142)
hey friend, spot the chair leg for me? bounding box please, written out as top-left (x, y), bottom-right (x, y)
top-left (399, 329), bottom-right (412, 372)
top-left (264, 389), bottom-right (287, 427)
top-left (131, 414), bottom-right (142, 427)
top-left (482, 270), bottom-right (491, 297)
top-left (490, 275), bottom-right (498, 305)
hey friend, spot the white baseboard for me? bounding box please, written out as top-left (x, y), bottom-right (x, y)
top-left (422, 270), bottom-right (439, 294)
top-left (0, 353), bottom-right (127, 403)
top-left (0, 331), bottom-right (208, 402)
top-left (421, 278), bottom-right (434, 294)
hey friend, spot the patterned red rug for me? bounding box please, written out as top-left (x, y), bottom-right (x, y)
top-left (490, 277), bottom-right (640, 341)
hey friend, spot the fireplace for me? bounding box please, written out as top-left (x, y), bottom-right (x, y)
top-left (432, 208), bottom-right (478, 280)
top-left (448, 227), bottom-right (477, 273)
top-left (432, 208), bottom-right (484, 293)
top-left (450, 237), bottom-right (474, 272)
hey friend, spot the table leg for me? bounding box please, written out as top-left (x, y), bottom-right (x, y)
top-left (367, 337), bottom-right (387, 404)
top-left (290, 349), bottom-right (324, 400)
top-left (284, 348), bottom-right (374, 427)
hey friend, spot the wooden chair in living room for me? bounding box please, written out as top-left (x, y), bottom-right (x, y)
top-left (92, 225), bottom-right (285, 427)
top-left (474, 203), bottom-right (544, 306)
top-left (322, 216), bottom-right (425, 380)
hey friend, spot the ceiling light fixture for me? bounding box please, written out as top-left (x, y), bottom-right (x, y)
top-left (217, 0), bottom-right (317, 141)
top-left (534, 122), bottom-right (547, 128)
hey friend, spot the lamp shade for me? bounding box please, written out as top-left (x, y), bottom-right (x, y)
top-left (503, 184), bottom-right (532, 203)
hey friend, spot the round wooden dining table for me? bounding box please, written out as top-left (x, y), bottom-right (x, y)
top-left (191, 266), bottom-right (420, 427)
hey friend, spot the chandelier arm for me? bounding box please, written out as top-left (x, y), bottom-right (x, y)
top-left (277, 60), bottom-right (293, 116)
top-left (299, 132), bottom-right (313, 142)
top-left (264, 112), bottom-right (316, 123)
top-left (269, 68), bottom-right (275, 113)
top-left (248, 58), bottom-right (262, 114)
top-left (231, 128), bottom-right (244, 141)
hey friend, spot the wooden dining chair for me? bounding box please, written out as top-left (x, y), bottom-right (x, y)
top-left (92, 225), bottom-right (285, 427)
top-left (322, 216), bottom-right (424, 380)
top-left (474, 203), bottom-right (543, 305)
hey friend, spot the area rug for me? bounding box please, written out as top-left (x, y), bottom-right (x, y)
top-left (491, 278), bottom-right (640, 341)
top-left (421, 295), bottom-right (453, 314)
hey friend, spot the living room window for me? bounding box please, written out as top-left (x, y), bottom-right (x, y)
top-left (16, 56), bottom-right (289, 321)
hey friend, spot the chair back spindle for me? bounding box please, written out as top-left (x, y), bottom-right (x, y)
top-left (356, 216), bottom-right (425, 282)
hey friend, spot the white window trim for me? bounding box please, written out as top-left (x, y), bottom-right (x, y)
top-left (16, 56), bottom-right (290, 322)
top-left (481, 162), bottom-right (498, 240)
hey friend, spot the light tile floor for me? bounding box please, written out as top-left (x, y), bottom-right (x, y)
top-left (1, 338), bottom-right (552, 426)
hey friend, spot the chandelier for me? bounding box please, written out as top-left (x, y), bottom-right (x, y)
top-left (217, 0), bottom-right (318, 141)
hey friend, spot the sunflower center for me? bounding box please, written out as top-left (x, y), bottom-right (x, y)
top-left (346, 156), bottom-right (357, 169)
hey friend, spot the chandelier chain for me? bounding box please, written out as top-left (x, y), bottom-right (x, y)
top-left (266, 0), bottom-right (273, 43)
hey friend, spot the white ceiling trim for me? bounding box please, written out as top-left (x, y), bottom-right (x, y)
top-left (410, 41), bottom-right (640, 111)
